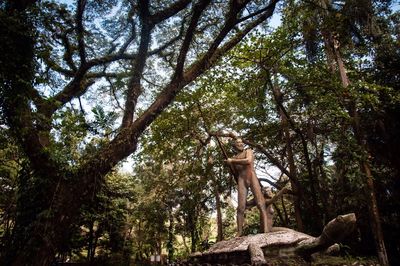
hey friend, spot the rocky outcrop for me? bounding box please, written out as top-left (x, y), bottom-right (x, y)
top-left (190, 213), bottom-right (356, 265)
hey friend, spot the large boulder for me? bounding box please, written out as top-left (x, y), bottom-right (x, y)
top-left (190, 213), bottom-right (356, 265)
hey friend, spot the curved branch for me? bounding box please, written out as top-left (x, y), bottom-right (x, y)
top-left (184, 0), bottom-right (278, 82)
top-left (150, 0), bottom-right (192, 25)
top-left (43, 52), bottom-right (136, 118)
top-left (59, 29), bottom-right (78, 72)
top-left (132, 0), bottom-right (279, 135)
top-left (121, 0), bottom-right (153, 128)
top-left (173, 0), bottom-right (212, 79)
top-left (76, 0), bottom-right (87, 64)
top-left (237, 1), bottom-right (277, 23)
top-left (77, 0), bottom-right (280, 180)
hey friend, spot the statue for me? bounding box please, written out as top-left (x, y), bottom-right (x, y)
top-left (191, 135), bottom-right (357, 265)
top-left (263, 188), bottom-right (276, 230)
top-left (225, 138), bottom-right (270, 236)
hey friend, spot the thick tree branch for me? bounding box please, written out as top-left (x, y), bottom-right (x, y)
top-left (150, 0), bottom-right (192, 25)
top-left (135, 0), bottom-right (279, 137)
top-left (173, 0), bottom-right (212, 79)
top-left (184, 0), bottom-right (278, 81)
top-left (61, 31), bottom-right (78, 72)
top-left (48, 66), bottom-right (89, 112)
top-left (41, 51), bottom-right (136, 118)
top-left (42, 53), bottom-right (135, 119)
top-left (76, 0), bottom-right (87, 64)
top-left (45, 60), bottom-right (74, 77)
top-left (78, 0), bottom-right (279, 188)
top-left (121, 0), bottom-right (152, 128)
top-left (237, 1), bottom-right (276, 23)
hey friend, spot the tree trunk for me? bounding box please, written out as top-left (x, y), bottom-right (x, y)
top-left (189, 211), bottom-right (198, 253)
top-left (362, 161), bottom-right (389, 266)
top-left (309, 125), bottom-right (331, 219)
top-left (0, 2), bottom-right (73, 264)
top-left (281, 197), bottom-right (289, 226)
top-left (215, 189), bottom-right (224, 242)
top-left (3, 171), bottom-right (96, 265)
top-left (336, 38), bottom-right (389, 266)
top-left (87, 221), bottom-right (94, 261)
top-left (317, 0), bottom-right (389, 263)
top-left (273, 202), bottom-right (286, 226)
top-left (167, 208), bottom-right (175, 262)
top-left (92, 229), bottom-right (100, 262)
top-left (270, 79), bottom-right (306, 231)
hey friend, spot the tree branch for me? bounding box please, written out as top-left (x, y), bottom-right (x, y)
top-left (184, 0), bottom-right (278, 82)
top-left (150, 0), bottom-right (192, 25)
top-left (59, 29), bottom-right (78, 72)
top-left (148, 16), bottom-right (187, 56)
top-left (76, 0), bottom-right (87, 64)
top-left (173, 0), bottom-right (212, 79)
top-left (78, 0), bottom-right (279, 186)
top-left (130, 0), bottom-right (279, 135)
top-left (121, 0), bottom-right (152, 128)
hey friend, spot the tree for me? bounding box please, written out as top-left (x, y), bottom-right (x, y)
top-left (0, 127), bottom-right (22, 250)
top-left (0, 0), bottom-right (280, 264)
top-left (300, 1), bottom-right (391, 264)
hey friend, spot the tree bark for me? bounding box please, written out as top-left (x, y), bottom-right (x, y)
top-left (270, 79), bottom-right (307, 231)
top-left (215, 189), bottom-right (224, 242)
top-left (167, 208), bottom-right (175, 262)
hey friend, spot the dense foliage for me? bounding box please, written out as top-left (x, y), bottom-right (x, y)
top-left (0, 0), bottom-right (399, 265)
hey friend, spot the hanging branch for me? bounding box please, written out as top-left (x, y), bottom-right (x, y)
top-left (246, 185), bottom-right (289, 209)
top-left (214, 135), bottom-right (238, 185)
top-left (194, 102), bottom-right (238, 186)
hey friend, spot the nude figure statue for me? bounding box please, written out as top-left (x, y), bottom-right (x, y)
top-left (226, 138), bottom-right (269, 236)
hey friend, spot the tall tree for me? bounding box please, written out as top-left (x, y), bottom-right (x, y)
top-left (310, 1), bottom-right (389, 264)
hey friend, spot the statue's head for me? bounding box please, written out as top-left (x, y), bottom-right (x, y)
top-left (234, 138), bottom-right (245, 151)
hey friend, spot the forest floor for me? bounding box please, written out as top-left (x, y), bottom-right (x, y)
top-left (262, 255), bottom-right (380, 266)
top-left (176, 255), bottom-right (380, 265)
top-left (312, 255), bottom-right (380, 266)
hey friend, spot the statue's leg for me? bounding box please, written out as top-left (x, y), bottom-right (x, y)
top-left (250, 174), bottom-right (269, 233)
top-left (237, 178), bottom-right (247, 237)
top-left (267, 205), bottom-right (274, 231)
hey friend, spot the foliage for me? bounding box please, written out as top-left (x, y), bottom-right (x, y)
top-left (1, 0), bottom-right (399, 264)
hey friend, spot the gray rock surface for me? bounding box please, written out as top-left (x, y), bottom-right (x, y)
top-left (190, 213), bottom-right (356, 265)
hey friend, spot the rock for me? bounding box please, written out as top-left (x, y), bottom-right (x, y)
top-left (248, 243), bottom-right (266, 265)
top-left (190, 213), bottom-right (356, 265)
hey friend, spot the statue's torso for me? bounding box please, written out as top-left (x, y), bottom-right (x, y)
top-left (233, 149), bottom-right (253, 186)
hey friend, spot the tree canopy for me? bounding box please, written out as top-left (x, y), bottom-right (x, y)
top-left (1, 0), bottom-right (399, 265)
